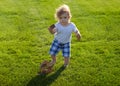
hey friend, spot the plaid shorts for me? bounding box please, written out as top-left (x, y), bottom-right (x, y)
top-left (49, 39), bottom-right (70, 57)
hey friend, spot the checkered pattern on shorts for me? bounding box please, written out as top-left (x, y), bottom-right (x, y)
top-left (49, 39), bottom-right (70, 57)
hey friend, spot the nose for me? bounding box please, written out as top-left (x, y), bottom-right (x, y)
top-left (61, 18), bottom-right (65, 21)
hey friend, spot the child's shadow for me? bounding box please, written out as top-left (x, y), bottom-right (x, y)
top-left (27, 65), bottom-right (66, 86)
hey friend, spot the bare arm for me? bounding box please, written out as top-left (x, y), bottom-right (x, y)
top-left (75, 30), bottom-right (82, 41)
top-left (48, 24), bottom-right (56, 34)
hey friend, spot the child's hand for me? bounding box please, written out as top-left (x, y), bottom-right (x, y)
top-left (52, 28), bottom-right (57, 33)
top-left (48, 24), bottom-right (56, 34)
top-left (76, 33), bottom-right (81, 41)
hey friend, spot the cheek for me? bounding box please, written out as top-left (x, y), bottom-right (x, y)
top-left (65, 18), bottom-right (69, 21)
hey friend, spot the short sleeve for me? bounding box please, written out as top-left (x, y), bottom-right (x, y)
top-left (71, 22), bottom-right (78, 32)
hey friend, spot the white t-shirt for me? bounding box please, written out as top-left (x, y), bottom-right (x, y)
top-left (54, 22), bottom-right (79, 43)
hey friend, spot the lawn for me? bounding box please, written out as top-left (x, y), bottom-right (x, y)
top-left (0, 0), bottom-right (120, 86)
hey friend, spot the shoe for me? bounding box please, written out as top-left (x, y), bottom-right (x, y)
top-left (64, 64), bottom-right (68, 68)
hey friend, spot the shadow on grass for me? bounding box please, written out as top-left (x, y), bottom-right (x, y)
top-left (27, 65), bottom-right (66, 86)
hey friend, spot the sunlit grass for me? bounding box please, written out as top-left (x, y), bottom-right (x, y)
top-left (0, 0), bottom-right (120, 86)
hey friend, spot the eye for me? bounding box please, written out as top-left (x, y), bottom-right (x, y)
top-left (59, 17), bottom-right (62, 19)
top-left (64, 17), bottom-right (67, 19)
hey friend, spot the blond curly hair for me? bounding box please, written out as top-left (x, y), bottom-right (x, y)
top-left (55, 4), bottom-right (72, 20)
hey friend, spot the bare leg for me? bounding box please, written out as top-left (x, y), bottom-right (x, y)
top-left (51, 55), bottom-right (56, 64)
top-left (64, 57), bottom-right (70, 66)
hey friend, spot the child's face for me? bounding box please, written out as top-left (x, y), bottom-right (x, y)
top-left (59, 13), bottom-right (70, 25)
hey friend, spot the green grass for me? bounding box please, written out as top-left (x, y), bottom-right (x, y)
top-left (0, 0), bottom-right (120, 86)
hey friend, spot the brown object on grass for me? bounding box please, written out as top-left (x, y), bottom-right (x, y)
top-left (38, 60), bottom-right (54, 74)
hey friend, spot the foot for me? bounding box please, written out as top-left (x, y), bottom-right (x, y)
top-left (64, 64), bottom-right (68, 68)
